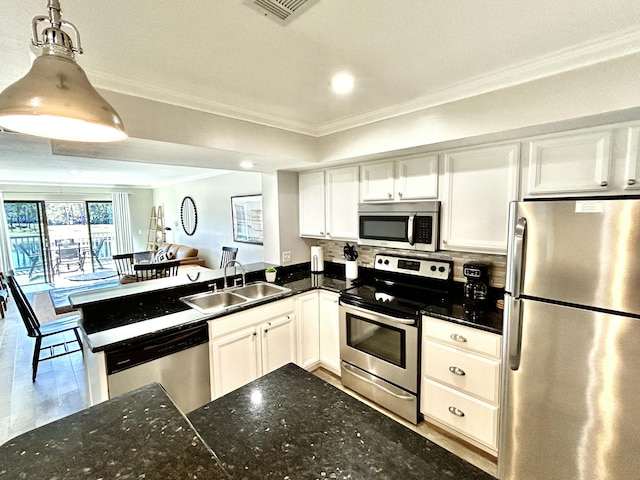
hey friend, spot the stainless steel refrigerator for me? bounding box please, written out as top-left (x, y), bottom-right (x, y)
top-left (500, 199), bottom-right (640, 480)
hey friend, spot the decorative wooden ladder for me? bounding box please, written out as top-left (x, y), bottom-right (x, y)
top-left (145, 206), bottom-right (164, 251)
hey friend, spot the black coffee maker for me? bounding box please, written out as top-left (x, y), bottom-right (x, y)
top-left (463, 262), bottom-right (489, 308)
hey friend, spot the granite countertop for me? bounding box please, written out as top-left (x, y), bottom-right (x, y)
top-left (1, 364), bottom-right (496, 479)
top-left (189, 363), bottom-right (495, 479)
top-left (0, 383), bottom-right (227, 479)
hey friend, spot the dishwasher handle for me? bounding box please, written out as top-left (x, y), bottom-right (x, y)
top-left (106, 325), bottom-right (208, 375)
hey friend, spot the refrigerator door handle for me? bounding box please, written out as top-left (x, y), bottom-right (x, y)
top-left (507, 216), bottom-right (527, 298)
top-left (506, 296), bottom-right (523, 370)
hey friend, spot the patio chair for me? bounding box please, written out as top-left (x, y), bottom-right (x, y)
top-left (15, 243), bottom-right (42, 280)
top-left (7, 274), bottom-right (83, 382)
top-left (134, 259), bottom-right (180, 282)
top-left (220, 246), bottom-right (238, 268)
top-left (91, 238), bottom-right (106, 269)
top-left (54, 242), bottom-right (85, 275)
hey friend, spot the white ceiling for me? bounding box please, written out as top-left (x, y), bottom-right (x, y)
top-left (1, 0), bottom-right (639, 187)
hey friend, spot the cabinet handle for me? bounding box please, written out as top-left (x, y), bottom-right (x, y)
top-left (449, 366), bottom-right (466, 376)
top-left (450, 333), bottom-right (467, 343)
top-left (398, 192), bottom-right (403, 198)
top-left (320, 231), bottom-right (324, 235)
top-left (628, 179), bottom-right (636, 186)
top-left (600, 181), bottom-right (608, 187)
top-left (253, 331), bottom-right (257, 337)
top-left (388, 193), bottom-right (392, 199)
top-left (448, 406), bottom-right (465, 417)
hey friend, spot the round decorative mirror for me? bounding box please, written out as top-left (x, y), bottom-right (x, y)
top-left (180, 196), bottom-right (198, 236)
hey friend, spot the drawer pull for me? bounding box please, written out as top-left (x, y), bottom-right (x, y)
top-left (450, 333), bottom-right (467, 343)
top-left (448, 406), bottom-right (465, 417)
top-left (449, 366), bottom-right (466, 376)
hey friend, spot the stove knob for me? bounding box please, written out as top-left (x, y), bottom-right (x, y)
top-left (384, 259), bottom-right (390, 265)
top-left (430, 265), bottom-right (437, 271)
top-left (438, 266), bottom-right (445, 272)
top-left (377, 258), bottom-right (383, 264)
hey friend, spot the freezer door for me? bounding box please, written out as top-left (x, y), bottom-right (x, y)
top-left (510, 199), bottom-right (640, 315)
top-left (499, 299), bottom-right (640, 480)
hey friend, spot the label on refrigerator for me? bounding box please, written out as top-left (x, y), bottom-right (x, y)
top-left (575, 200), bottom-right (605, 213)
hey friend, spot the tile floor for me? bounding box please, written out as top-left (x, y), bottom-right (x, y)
top-left (0, 289), bottom-right (497, 477)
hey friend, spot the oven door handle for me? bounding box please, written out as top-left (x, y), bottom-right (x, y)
top-left (342, 362), bottom-right (415, 401)
top-left (340, 302), bottom-right (416, 325)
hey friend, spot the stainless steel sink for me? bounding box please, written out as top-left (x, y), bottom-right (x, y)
top-left (232, 282), bottom-right (290, 300)
top-left (180, 282), bottom-right (290, 314)
top-left (180, 291), bottom-right (248, 313)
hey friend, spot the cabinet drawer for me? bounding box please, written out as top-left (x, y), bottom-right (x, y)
top-left (422, 340), bottom-right (500, 404)
top-left (423, 316), bottom-right (501, 359)
top-left (421, 378), bottom-right (498, 450)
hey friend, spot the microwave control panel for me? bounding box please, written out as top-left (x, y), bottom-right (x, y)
top-left (414, 216), bottom-right (433, 244)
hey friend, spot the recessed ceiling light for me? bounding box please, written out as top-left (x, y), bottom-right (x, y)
top-left (240, 161), bottom-right (255, 169)
top-left (331, 72), bottom-right (355, 94)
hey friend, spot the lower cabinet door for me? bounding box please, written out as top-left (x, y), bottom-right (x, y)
top-left (211, 326), bottom-right (260, 398)
top-left (421, 378), bottom-right (498, 450)
top-left (261, 314), bottom-right (297, 375)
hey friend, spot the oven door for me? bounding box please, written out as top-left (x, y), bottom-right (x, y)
top-left (339, 303), bottom-right (418, 393)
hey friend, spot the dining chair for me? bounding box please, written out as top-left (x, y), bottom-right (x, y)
top-left (134, 259), bottom-right (180, 282)
top-left (113, 253), bottom-right (136, 284)
top-left (220, 246), bottom-right (238, 268)
top-left (7, 274), bottom-right (83, 382)
top-left (0, 272), bottom-right (7, 319)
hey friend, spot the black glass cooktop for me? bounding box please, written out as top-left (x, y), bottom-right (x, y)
top-left (340, 279), bottom-right (451, 319)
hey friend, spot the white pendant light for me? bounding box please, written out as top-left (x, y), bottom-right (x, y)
top-left (0, 0), bottom-right (127, 142)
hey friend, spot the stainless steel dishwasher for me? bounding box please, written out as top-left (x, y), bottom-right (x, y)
top-left (106, 325), bottom-right (211, 413)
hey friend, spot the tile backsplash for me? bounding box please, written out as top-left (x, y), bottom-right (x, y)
top-left (315, 240), bottom-right (507, 288)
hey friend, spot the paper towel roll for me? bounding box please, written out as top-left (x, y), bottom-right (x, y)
top-left (311, 246), bottom-right (324, 272)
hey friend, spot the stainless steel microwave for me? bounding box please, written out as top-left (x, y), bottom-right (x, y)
top-left (357, 201), bottom-right (439, 252)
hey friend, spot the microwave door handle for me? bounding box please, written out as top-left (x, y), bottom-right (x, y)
top-left (407, 212), bottom-right (416, 245)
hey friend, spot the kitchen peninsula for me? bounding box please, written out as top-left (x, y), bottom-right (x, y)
top-left (0, 364), bottom-right (495, 479)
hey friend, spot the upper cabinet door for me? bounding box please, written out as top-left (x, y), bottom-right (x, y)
top-left (396, 154), bottom-right (438, 201)
top-left (525, 130), bottom-right (612, 197)
top-left (360, 161), bottom-right (395, 202)
top-left (624, 126), bottom-right (640, 191)
top-left (299, 170), bottom-right (326, 237)
top-left (441, 144), bottom-right (520, 254)
top-left (326, 166), bottom-right (359, 240)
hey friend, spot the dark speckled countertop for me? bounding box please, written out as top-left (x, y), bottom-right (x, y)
top-left (189, 363), bottom-right (496, 480)
top-left (0, 383), bottom-right (226, 479)
top-left (0, 365), bottom-right (496, 479)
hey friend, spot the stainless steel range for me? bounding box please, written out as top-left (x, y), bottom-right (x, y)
top-left (339, 254), bottom-right (452, 424)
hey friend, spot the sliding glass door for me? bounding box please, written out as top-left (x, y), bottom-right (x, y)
top-left (4, 201), bottom-right (53, 285)
top-left (4, 200), bottom-right (114, 286)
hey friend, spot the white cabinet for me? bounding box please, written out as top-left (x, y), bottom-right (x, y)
top-left (299, 170), bottom-right (326, 237)
top-left (209, 299), bottom-right (296, 399)
top-left (624, 126), bottom-right (640, 191)
top-left (296, 291), bottom-right (320, 370)
top-left (299, 166), bottom-right (359, 240)
top-left (421, 316), bottom-right (502, 455)
top-left (440, 143), bottom-right (519, 254)
top-left (524, 130), bottom-right (613, 197)
top-left (318, 291), bottom-right (340, 375)
top-left (325, 166), bottom-right (359, 240)
top-left (360, 155), bottom-right (438, 202)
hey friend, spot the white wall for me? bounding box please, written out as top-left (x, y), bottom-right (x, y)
top-left (152, 172), bottom-right (263, 268)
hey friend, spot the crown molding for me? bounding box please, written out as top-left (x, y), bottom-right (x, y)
top-left (88, 27), bottom-right (640, 138)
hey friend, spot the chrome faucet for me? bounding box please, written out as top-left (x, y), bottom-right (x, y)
top-left (223, 260), bottom-right (246, 289)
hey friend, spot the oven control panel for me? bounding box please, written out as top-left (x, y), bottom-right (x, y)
top-left (374, 254), bottom-right (452, 281)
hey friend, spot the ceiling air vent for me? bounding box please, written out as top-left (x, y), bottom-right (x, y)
top-left (242, 0), bottom-right (319, 25)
